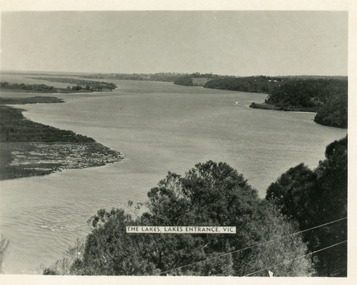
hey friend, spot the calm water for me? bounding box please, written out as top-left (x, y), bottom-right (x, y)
top-left (0, 79), bottom-right (346, 273)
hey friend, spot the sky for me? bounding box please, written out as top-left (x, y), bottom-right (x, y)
top-left (0, 11), bottom-right (348, 76)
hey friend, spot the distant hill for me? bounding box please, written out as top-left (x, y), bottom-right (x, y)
top-left (79, 72), bottom-right (187, 83)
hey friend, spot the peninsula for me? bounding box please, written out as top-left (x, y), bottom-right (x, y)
top-left (0, 82), bottom-right (122, 180)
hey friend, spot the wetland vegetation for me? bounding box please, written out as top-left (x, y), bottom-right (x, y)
top-left (0, 100), bottom-right (122, 180)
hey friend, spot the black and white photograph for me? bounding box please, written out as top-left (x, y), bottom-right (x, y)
top-left (0, 0), bottom-right (353, 282)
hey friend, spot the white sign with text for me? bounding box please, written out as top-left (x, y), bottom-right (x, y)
top-left (126, 226), bottom-right (236, 234)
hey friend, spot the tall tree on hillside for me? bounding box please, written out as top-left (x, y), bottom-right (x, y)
top-left (266, 137), bottom-right (347, 276)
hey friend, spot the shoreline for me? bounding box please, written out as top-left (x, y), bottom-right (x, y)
top-left (0, 98), bottom-right (124, 180)
top-left (249, 101), bottom-right (322, 114)
top-left (249, 101), bottom-right (318, 113)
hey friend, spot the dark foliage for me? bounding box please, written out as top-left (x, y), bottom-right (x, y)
top-left (173, 73), bottom-right (222, 86)
top-left (200, 76), bottom-right (347, 129)
top-left (0, 106), bottom-right (95, 143)
top-left (0, 81), bottom-right (56, 92)
top-left (80, 72), bottom-right (220, 83)
top-left (43, 268), bottom-right (58, 275)
top-left (204, 76), bottom-right (282, 93)
top-left (314, 92), bottom-right (347, 128)
top-left (266, 78), bottom-right (347, 128)
top-left (266, 78), bottom-right (347, 109)
top-left (29, 77), bottom-right (117, 91)
top-left (0, 96), bottom-right (64, 105)
top-left (173, 76), bottom-right (193, 86)
top-left (266, 136), bottom-right (347, 276)
top-left (249, 102), bottom-right (281, 110)
top-left (65, 161), bottom-right (312, 276)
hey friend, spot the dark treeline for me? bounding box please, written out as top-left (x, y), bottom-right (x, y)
top-left (173, 75), bottom-right (194, 86)
top-left (173, 74), bottom-right (282, 89)
top-left (0, 96), bottom-right (64, 105)
top-left (1, 79), bottom-right (117, 93)
top-left (80, 72), bottom-right (223, 84)
top-left (0, 81), bottom-right (56, 92)
top-left (44, 137), bottom-right (347, 277)
top-left (265, 78), bottom-right (347, 112)
top-left (203, 76), bottom-right (283, 93)
top-left (173, 74), bottom-right (347, 128)
top-left (314, 95), bottom-right (347, 128)
top-left (79, 72), bottom-right (186, 82)
top-left (264, 78), bottom-right (347, 128)
top-left (29, 77), bottom-right (117, 91)
top-left (173, 73), bottom-right (222, 86)
top-left (194, 76), bottom-right (347, 129)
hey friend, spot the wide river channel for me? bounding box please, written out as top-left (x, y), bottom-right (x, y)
top-left (0, 79), bottom-right (346, 273)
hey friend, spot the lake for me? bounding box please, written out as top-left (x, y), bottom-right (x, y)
top-left (0, 79), bottom-right (347, 273)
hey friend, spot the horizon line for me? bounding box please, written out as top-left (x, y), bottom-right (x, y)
top-left (0, 69), bottom-right (348, 78)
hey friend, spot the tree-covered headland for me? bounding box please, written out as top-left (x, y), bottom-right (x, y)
top-left (204, 75), bottom-right (282, 93)
top-left (174, 74), bottom-right (347, 129)
top-left (264, 78), bottom-right (347, 128)
top-left (206, 76), bottom-right (347, 128)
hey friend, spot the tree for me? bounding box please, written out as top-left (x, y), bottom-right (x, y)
top-left (174, 76), bottom-right (193, 86)
top-left (266, 163), bottom-right (318, 228)
top-left (266, 137), bottom-right (347, 276)
top-left (311, 137), bottom-right (347, 276)
top-left (239, 201), bottom-right (313, 276)
top-left (314, 86), bottom-right (347, 128)
top-left (72, 85), bottom-right (82, 91)
top-left (72, 209), bottom-right (158, 275)
top-left (65, 161), bottom-right (312, 276)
